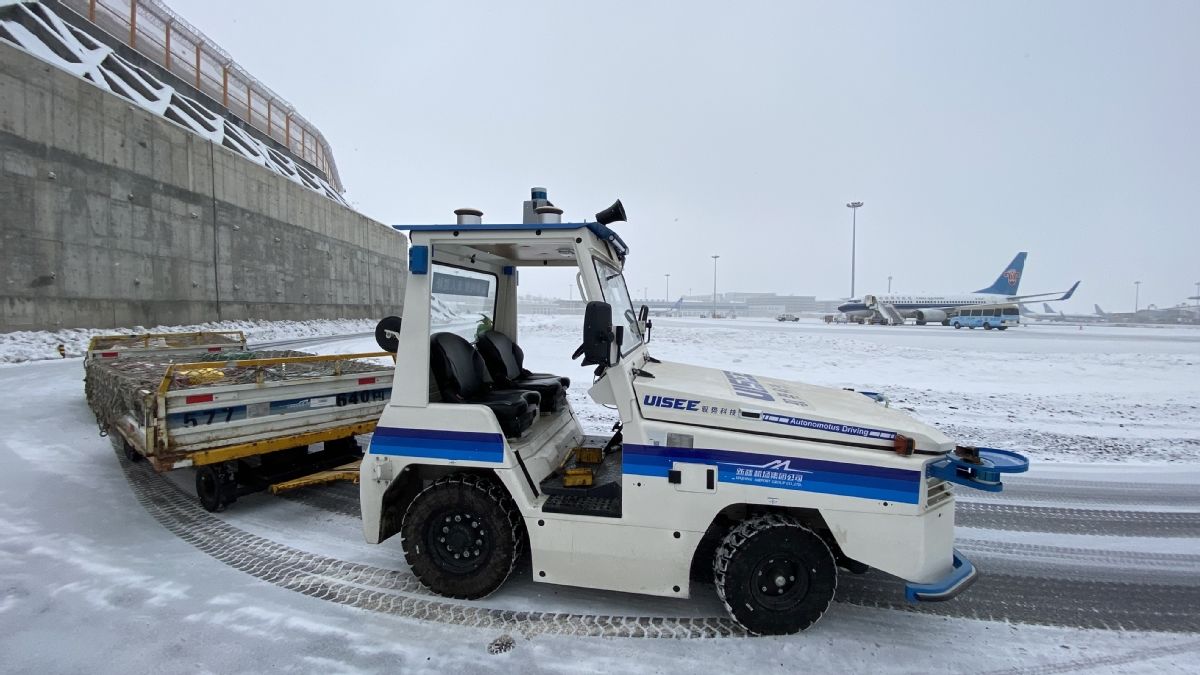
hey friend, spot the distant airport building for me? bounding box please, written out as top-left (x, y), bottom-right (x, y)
top-left (519, 292), bottom-right (845, 318)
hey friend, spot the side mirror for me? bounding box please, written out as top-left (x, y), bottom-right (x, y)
top-left (637, 304), bottom-right (652, 343)
top-left (374, 316), bottom-right (402, 353)
top-left (573, 301), bottom-right (614, 367)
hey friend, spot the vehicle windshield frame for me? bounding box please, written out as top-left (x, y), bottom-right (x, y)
top-left (592, 256), bottom-right (643, 355)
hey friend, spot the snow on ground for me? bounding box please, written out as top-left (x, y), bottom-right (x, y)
top-left (1, 315), bottom-right (1198, 672)
top-left (515, 315), bottom-right (1200, 464)
top-left (0, 318), bottom-right (377, 364)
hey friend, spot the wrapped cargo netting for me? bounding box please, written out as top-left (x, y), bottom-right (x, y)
top-left (84, 350), bottom-right (387, 435)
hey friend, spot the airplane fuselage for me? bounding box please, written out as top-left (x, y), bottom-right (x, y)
top-left (838, 293), bottom-right (1009, 319)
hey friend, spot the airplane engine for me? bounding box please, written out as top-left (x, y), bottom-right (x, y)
top-left (914, 309), bottom-right (947, 325)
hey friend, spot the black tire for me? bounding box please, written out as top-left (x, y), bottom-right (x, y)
top-left (984, 322), bottom-right (993, 330)
top-left (713, 514), bottom-right (837, 635)
top-left (941, 319), bottom-right (951, 326)
top-left (401, 474), bottom-right (523, 600)
top-left (122, 440), bottom-right (142, 463)
top-left (953, 322), bottom-right (961, 329)
top-left (998, 326), bottom-right (1008, 331)
top-left (196, 464), bottom-right (238, 513)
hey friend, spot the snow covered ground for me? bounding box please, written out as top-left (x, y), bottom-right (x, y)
top-left (1, 315), bottom-right (1198, 673)
top-left (0, 318), bottom-right (377, 364)
top-left (517, 315), bottom-right (1200, 464)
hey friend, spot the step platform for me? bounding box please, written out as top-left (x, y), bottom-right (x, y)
top-left (542, 494), bottom-right (622, 518)
top-left (539, 445), bottom-right (623, 517)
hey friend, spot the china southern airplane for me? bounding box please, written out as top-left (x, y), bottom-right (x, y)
top-left (837, 252), bottom-right (1080, 325)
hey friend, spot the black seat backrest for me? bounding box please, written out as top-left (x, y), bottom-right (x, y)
top-left (430, 332), bottom-right (490, 402)
top-left (477, 330), bottom-right (525, 385)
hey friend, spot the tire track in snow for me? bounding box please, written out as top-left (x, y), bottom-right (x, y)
top-left (838, 570), bottom-right (1200, 632)
top-left (956, 502), bottom-right (1200, 538)
top-left (959, 480), bottom-right (1200, 510)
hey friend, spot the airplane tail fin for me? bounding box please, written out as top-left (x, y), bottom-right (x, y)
top-left (672, 296), bottom-right (683, 311)
top-left (1094, 304), bottom-right (1106, 316)
top-left (1019, 304), bottom-right (1036, 317)
top-left (974, 252), bottom-right (1027, 295)
top-left (1042, 303), bottom-right (1055, 314)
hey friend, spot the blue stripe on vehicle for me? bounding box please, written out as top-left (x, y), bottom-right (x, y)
top-left (623, 444), bottom-right (921, 504)
top-left (370, 427), bottom-right (505, 463)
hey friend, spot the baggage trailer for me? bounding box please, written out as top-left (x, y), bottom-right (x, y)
top-left (360, 187), bottom-right (1031, 635)
top-left (85, 330), bottom-right (248, 362)
top-left (86, 342), bottom-right (394, 511)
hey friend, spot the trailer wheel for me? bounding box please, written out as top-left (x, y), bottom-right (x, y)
top-left (121, 440), bottom-right (141, 463)
top-left (401, 474), bottom-right (522, 600)
top-left (196, 464), bottom-right (238, 513)
top-left (713, 514), bottom-right (837, 635)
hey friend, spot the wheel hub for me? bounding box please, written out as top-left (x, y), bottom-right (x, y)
top-left (752, 555), bottom-right (809, 610)
top-left (428, 510), bottom-right (489, 573)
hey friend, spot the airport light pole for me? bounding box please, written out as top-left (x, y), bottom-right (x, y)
top-left (888, 275), bottom-right (893, 293)
top-left (711, 255), bottom-right (720, 318)
top-left (665, 273), bottom-right (670, 301)
top-left (1134, 280), bottom-right (1141, 313)
top-left (846, 201), bottom-right (863, 298)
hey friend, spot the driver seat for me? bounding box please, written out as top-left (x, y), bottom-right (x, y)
top-left (429, 332), bottom-right (539, 438)
top-left (476, 330), bottom-right (569, 413)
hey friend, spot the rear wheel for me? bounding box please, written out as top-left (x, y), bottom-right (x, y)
top-left (401, 474), bottom-right (523, 599)
top-left (713, 514), bottom-right (837, 635)
top-left (984, 322), bottom-right (993, 330)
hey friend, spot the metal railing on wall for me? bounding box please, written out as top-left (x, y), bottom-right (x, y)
top-left (62, 0), bottom-right (343, 193)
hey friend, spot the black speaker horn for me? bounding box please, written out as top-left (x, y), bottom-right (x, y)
top-left (594, 199), bottom-right (627, 225)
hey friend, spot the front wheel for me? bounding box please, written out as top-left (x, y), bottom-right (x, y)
top-left (998, 326), bottom-right (1008, 331)
top-left (713, 514), bottom-right (838, 635)
top-left (195, 464), bottom-right (238, 512)
top-left (953, 322), bottom-right (961, 329)
top-left (984, 322), bottom-right (993, 330)
top-left (401, 474), bottom-right (523, 599)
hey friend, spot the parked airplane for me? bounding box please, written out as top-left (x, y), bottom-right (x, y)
top-left (837, 252), bottom-right (1080, 325)
top-left (650, 297), bottom-right (684, 317)
top-left (1021, 303), bottom-right (1108, 323)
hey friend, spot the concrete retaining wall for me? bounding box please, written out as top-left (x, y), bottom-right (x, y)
top-left (0, 42), bottom-right (406, 332)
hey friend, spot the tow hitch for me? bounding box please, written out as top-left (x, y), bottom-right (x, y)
top-left (927, 446), bottom-right (1029, 492)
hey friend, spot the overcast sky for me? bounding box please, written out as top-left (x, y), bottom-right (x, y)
top-left (170, 0), bottom-right (1199, 312)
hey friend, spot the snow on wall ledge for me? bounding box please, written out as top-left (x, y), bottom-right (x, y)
top-left (0, 1), bottom-right (349, 207)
